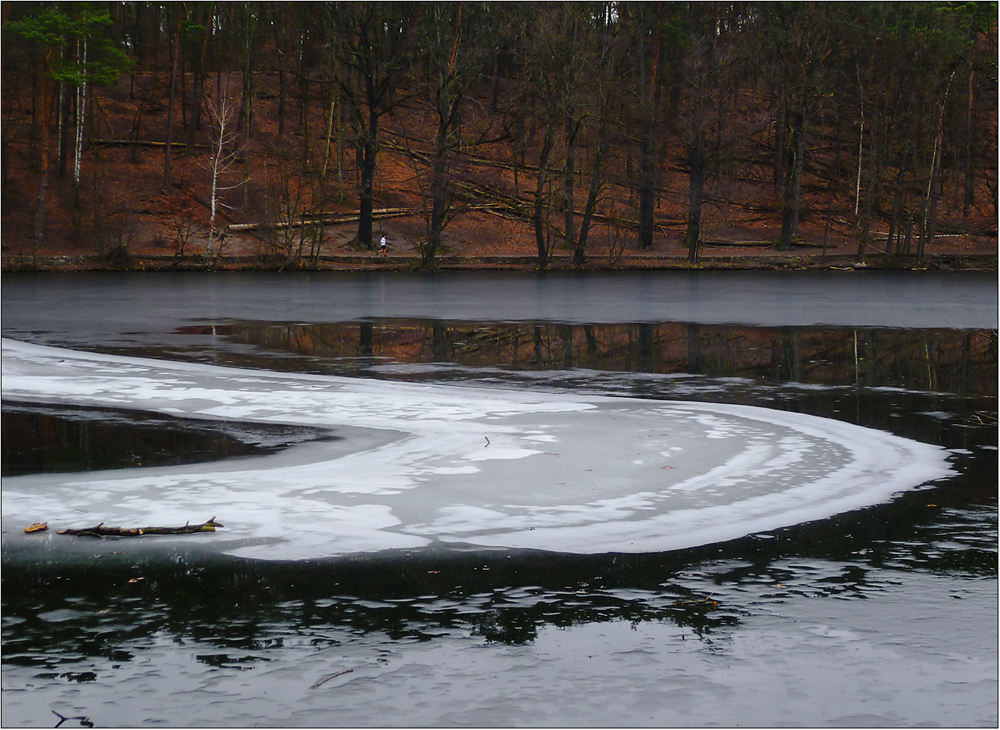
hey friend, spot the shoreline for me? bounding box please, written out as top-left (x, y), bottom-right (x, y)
top-left (4, 250), bottom-right (996, 273)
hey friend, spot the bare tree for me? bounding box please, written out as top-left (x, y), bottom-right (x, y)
top-left (421, 3), bottom-right (464, 268)
top-left (203, 77), bottom-right (244, 262)
top-left (262, 156), bottom-right (316, 268)
top-left (759, 3), bottom-right (834, 251)
top-left (162, 1), bottom-right (183, 191)
top-left (325, 3), bottom-right (417, 250)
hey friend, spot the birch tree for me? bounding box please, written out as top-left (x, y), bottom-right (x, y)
top-left (203, 79), bottom-right (243, 262)
top-left (5, 5), bottom-right (128, 236)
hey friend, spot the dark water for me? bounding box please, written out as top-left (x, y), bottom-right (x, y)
top-left (1, 272), bottom-right (996, 727)
top-left (2, 402), bottom-right (333, 476)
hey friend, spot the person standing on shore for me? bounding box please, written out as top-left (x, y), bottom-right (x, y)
top-left (379, 236), bottom-right (387, 256)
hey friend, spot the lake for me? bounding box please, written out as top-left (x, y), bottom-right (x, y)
top-left (2, 271), bottom-right (996, 727)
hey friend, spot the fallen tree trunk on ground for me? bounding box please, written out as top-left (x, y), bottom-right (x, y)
top-left (227, 209), bottom-right (414, 232)
top-left (57, 517), bottom-right (223, 538)
top-left (92, 138), bottom-right (211, 150)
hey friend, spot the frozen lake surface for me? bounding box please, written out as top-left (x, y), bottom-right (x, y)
top-left (2, 272), bottom-right (997, 347)
top-left (2, 272), bottom-right (995, 727)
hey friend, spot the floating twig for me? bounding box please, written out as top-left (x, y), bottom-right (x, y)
top-left (671, 596), bottom-right (719, 609)
top-left (310, 669), bottom-right (354, 689)
top-left (52, 710), bottom-right (94, 728)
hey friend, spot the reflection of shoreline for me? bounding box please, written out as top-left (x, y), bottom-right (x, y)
top-left (3, 272), bottom-right (996, 333)
top-left (1, 338), bottom-right (955, 563)
top-left (173, 319), bottom-right (998, 396)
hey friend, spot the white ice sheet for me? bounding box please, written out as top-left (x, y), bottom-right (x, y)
top-left (1, 338), bottom-right (954, 560)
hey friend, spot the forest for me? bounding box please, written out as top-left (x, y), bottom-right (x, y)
top-left (2, 1), bottom-right (997, 269)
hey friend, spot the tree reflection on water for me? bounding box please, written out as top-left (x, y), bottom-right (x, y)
top-left (1, 318), bottom-right (994, 659)
top-left (175, 319), bottom-right (996, 397)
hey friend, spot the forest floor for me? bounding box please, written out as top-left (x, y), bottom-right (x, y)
top-left (2, 72), bottom-right (996, 273)
top-left (4, 207), bottom-right (994, 272)
top-left (5, 155), bottom-right (996, 273)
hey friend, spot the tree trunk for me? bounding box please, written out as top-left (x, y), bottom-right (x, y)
top-left (32, 57), bottom-right (55, 241)
top-left (162, 2), bottom-right (183, 191)
top-left (299, 37), bottom-right (310, 166)
top-left (277, 70), bottom-right (288, 143)
top-left (425, 125), bottom-right (450, 267)
top-left (424, 10), bottom-right (462, 269)
top-left (563, 115), bottom-right (579, 251)
top-left (490, 55), bottom-right (502, 112)
top-left (636, 4), bottom-right (661, 251)
top-left (277, 15), bottom-right (295, 146)
top-left (73, 38), bottom-right (87, 209)
top-left (57, 80), bottom-right (69, 178)
top-left (188, 7), bottom-right (212, 148)
top-left (356, 106), bottom-right (378, 250)
top-left (686, 18), bottom-right (708, 269)
top-left (240, 26), bottom-right (255, 210)
top-left (918, 134), bottom-right (942, 266)
top-left (533, 128), bottom-right (555, 267)
top-left (832, 102), bottom-right (844, 182)
top-left (857, 212), bottom-right (871, 265)
top-left (854, 98), bottom-right (864, 216)
top-left (858, 109), bottom-right (888, 263)
top-left (963, 60), bottom-right (975, 217)
top-left (779, 98), bottom-right (806, 251)
top-left (637, 120), bottom-right (657, 250)
top-left (90, 85), bottom-right (101, 243)
top-left (888, 144), bottom-right (910, 255)
top-left (918, 72), bottom-right (955, 266)
top-left (321, 91), bottom-right (336, 182)
top-left (573, 145), bottom-right (604, 267)
top-left (685, 130), bottom-right (706, 263)
top-left (855, 112), bottom-right (870, 264)
top-left (773, 107), bottom-right (786, 190)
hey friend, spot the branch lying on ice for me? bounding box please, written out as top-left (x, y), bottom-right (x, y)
top-left (51, 517), bottom-right (223, 539)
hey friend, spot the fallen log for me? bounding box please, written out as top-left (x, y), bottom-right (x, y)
top-left (92, 138), bottom-right (211, 150)
top-left (57, 517), bottom-right (223, 538)
top-left (227, 208), bottom-right (415, 232)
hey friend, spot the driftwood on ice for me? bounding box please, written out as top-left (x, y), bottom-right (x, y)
top-left (55, 517), bottom-right (223, 538)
